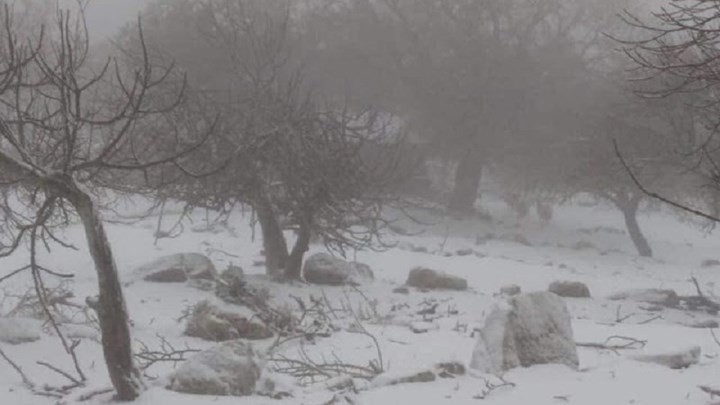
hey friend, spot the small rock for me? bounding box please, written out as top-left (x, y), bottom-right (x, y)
top-left (608, 289), bottom-right (680, 307)
top-left (456, 248), bottom-right (474, 256)
top-left (303, 253), bottom-right (374, 286)
top-left (138, 253), bottom-right (217, 282)
top-left (702, 259), bottom-right (720, 268)
top-left (510, 234), bottom-right (532, 246)
top-left (548, 281), bottom-right (591, 298)
top-left (392, 286), bottom-right (410, 295)
top-left (348, 262), bottom-right (375, 285)
top-left (406, 267), bottom-right (468, 291)
top-left (220, 265), bottom-right (245, 282)
top-left (372, 369), bottom-right (436, 388)
top-left (499, 285), bottom-right (522, 296)
top-left (632, 346), bottom-right (701, 369)
top-left (571, 240), bottom-right (596, 251)
top-left (410, 321), bottom-right (438, 334)
top-left (684, 320), bottom-right (719, 329)
top-left (143, 267), bottom-right (187, 283)
top-left (0, 317), bottom-right (43, 344)
top-left (387, 370), bottom-right (436, 385)
top-left (435, 361), bottom-right (466, 378)
top-left (410, 245), bottom-right (429, 253)
top-left (168, 340), bottom-right (262, 396)
top-left (185, 301), bottom-right (272, 342)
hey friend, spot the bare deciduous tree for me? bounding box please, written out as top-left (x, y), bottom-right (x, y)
top-left (0, 4), bottom-right (209, 400)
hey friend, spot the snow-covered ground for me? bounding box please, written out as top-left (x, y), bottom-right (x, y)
top-left (2, 195), bottom-right (720, 405)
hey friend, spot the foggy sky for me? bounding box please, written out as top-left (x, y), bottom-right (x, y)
top-left (59, 0), bottom-right (149, 43)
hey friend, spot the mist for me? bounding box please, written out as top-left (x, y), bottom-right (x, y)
top-left (0, 1), bottom-right (719, 404)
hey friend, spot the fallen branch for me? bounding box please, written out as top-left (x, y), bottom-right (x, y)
top-left (135, 334), bottom-right (200, 371)
top-left (576, 335), bottom-right (647, 354)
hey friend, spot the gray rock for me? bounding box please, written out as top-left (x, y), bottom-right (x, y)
top-left (409, 321), bottom-right (437, 334)
top-left (499, 284), bottom-right (522, 296)
top-left (608, 289), bottom-right (680, 307)
top-left (303, 253), bottom-right (374, 286)
top-left (138, 253), bottom-right (217, 282)
top-left (220, 265), bottom-right (245, 282)
top-left (456, 248), bottom-right (474, 256)
top-left (168, 340), bottom-right (262, 396)
top-left (548, 281), bottom-right (591, 298)
top-left (632, 346), bottom-right (701, 369)
top-left (406, 267), bottom-right (467, 291)
top-left (0, 317), bottom-right (43, 344)
top-left (348, 262), bottom-right (375, 285)
top-left (702, 259), bottom-right (720, 268)
top-left (392, 286), bottom-right (410, 295)
top-left (470, 292), bottom-right (578, 375)
top-left (683, 320), bottom-right (719, 329)
top-left (185, 301), bottom-right (272, 342)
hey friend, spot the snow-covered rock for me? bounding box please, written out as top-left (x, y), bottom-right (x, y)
top-left (303, 253), bottom-right (374, 286)
top-left (470, 292), bottom-right (578, 375)
top-left (406, 267), bottom-right (467, 291)
top-left (409, 321), bottom-right (438, 334)
top-left (0, 317), bottom-right (43, 344)
top-left (137, 253), bottom-right (217, 282)
top-left (548, 281), bottom-right (591, 298)
top-left (632, 346), bottom-right (701, 369)
top-left (499, 284), bottom-right (522, 296)
top-left (608, 289), bottom-right (679, 307)
top-left (185, 301), bottom-right (272, 342)
top-left (168, 340), bottom-right (262, 396)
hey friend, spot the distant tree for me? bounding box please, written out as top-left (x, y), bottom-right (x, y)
top-left (0, 4), bottom-right (209, 400)
top-left (301, 0), bottom-right (630, 214)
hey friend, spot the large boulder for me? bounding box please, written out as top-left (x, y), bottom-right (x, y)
top-left (548, 281), bottom-right (591, 298)
top-left (632, 346), bottom-right (701, 369)
top-left (138, 253), bottom-right (217, 283)
top-left (0, 317), bottom-right (43, 344)
top-left (470, 292), bottom-right (578, 375)
top-left (608, 289), bottom-right (679, 307)
top-left (185, 301), bottom-right (272, 342)
top-left (406, 267), bottom-right (467, 291)
top-left (168, 340), bottom-right (262, 396)
top-left (303, 253), bottom-right (374, 286)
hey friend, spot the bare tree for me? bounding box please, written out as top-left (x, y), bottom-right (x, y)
top-left (0, 4), bottom-right (209, 400)
top-left (134, 0), bottom-right (407, 280)
top-left (615, 0), bottom-right (720, 223)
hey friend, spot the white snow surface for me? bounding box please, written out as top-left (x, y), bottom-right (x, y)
top-left (1, 196), bottom-right (720, 404)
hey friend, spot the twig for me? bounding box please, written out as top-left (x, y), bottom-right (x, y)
top-left (615, 305), bottom-right (635, 323)
top-left (0, 346), bottom-right (34, 388)
top-left (637, 315), bottom-right (663, 325)
top-left (37, 361), bottom-right (83, 386)
top-left (576, 335), bottom-right (647, 354)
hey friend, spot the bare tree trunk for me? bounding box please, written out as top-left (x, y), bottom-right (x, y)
top-left (254, 197), bottom-right (289, 278)
top-left (617, 196), bottom-right (653, 258)
top-left (285, 221), bottom-right (312, 280)
top-left (69, 190), bottom-right (143, 401)
top-left (448, 151), bottom-right (483, 213)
